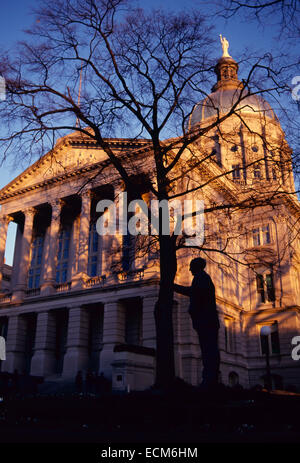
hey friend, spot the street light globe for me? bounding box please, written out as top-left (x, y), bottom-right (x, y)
top-left (261, 326), bottom-right (272, 336)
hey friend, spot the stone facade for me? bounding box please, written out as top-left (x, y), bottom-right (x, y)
top-left (0, 53), bottom-right (299, 391)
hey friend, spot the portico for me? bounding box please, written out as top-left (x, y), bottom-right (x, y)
top-left (0, 125), bottom-right (298, 392)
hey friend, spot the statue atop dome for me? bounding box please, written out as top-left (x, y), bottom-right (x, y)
top-left (219, 35), bottom-right (231, 58)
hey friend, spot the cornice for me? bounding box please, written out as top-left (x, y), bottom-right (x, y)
top-left (69, 137), bottom-right (150, 149)
top-left (0, 158), bottom-right (112, 201)
top-left (216, 295), bottom-right (243, 313)
top-left (243, 305), bottom-right (300, 317)
top-left (0, 137), bottom-right (152, 202)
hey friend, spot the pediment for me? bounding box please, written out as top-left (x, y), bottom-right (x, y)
top-left (0, 133), bottom-right (151, 201)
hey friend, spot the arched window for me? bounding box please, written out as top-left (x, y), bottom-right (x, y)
top-left (229, 371), bottom-right (239, 387)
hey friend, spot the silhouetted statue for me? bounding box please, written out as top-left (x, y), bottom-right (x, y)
top-left (174, 257), bottom-right (220, 389)
top-left (97, 372), bottom-right (111, 395)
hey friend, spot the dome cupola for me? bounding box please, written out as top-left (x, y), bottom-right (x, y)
top-left (188, 36), bottom-right (278, 129)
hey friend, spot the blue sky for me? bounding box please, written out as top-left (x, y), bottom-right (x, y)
top-left (0, 0), bottom-right (284, 189)
top-left (0, 0), bottom-right (291, 264)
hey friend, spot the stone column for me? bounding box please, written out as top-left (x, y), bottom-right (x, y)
top-left (12, 208), bottom-right (36, 303)
top-left (0, 215), bottom-right (13, 293)
top-left (30, 311), bottom-right (57, 377)
top-left (101, 301), bottom-right (125, 378)
top-left (142, 295), bottom-right (157, 349)
top-left (73, 190), bottom-right (92, 288)
top-left (10, 224), bottom-right (23, 290)
top-left (62, 306), bottom-right (90, 379)
top-left (40, 200), bottom-right (62, 296)
top-left (106, 183), bottom-right (124, 278)
top-left (4, 315), bottom-right (27, 372)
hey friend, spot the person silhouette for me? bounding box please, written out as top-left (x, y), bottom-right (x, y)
top-left (174, 257), bottom-right (220, 390)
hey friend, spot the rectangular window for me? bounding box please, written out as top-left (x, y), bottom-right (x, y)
top-left (27, 235), bottom-right (44, 289)
top-left (256, 272), bottom-right (275, 304)
top-left (224, 319), bottom-right (235, 353)
top-left (262, 225), bottom-right (271, 244)
top-left (232, 164), bottom-right (240, 179)
top-left (56, 228), bottom-right (70, 284)
top-left (260, 323), bottom-right (280, 355)
top-left (88, 222), bottom-right (99, 277)
top-left (253, 228), bottom-right (261, 246)
top-left (254, 165), bottom-right (261, 179)
top-left (252, 224), bottom-right (271, 246)
top-left (122, 233), bottom-right (135, 271)
top-left (256, 274), bottom-right (265, 303)
top-left (260, 332), bottom-right (269, 355)
top-left (271, 328), bottom-right (280, 354)
top-left (265, 273), bottom-right (275, 302)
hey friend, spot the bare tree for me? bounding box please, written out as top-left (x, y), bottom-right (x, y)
top-left (0, 0), bottom-right (297, 388)
top-left (219, 0), bottom-right (300, 34)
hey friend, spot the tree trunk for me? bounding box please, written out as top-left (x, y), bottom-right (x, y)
top-left (154, 234), bottom-right (177, 388)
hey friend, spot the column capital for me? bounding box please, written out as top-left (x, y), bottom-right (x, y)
top-left (0, 214), bottom-right (14, 225)
top-left (114, 180), bottom-right (126, 197)
top-left (104, 300), bottom-right (120, 308)
top-left (24, 207), bottom-right (37, 219)
top-left (79, 189), bottom-right (92, 212)
top-left (81, 188), bottom-right (93, 199)
top-left (49, 199), bottom-right (64, 220)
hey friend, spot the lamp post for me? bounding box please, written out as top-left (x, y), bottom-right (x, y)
top-left (261, 326), bottom-right (272, 391)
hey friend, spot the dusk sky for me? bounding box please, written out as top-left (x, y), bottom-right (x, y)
top-left (0, 0), bottom-right (284, 189)
top-left (0, 1), bottom-right (292, 263)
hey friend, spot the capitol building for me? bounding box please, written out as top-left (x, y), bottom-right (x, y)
top-left (0, 47), bottom-right (299, 392)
